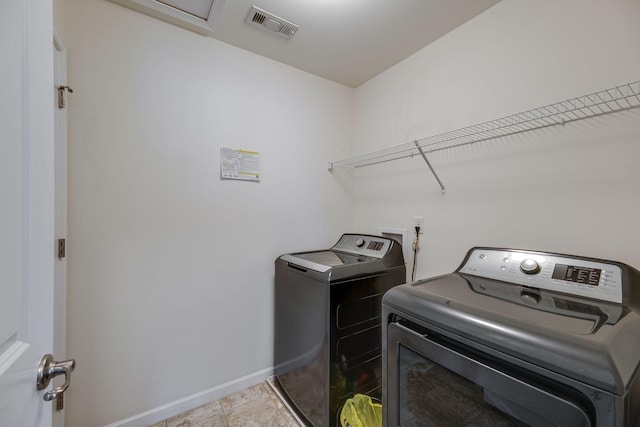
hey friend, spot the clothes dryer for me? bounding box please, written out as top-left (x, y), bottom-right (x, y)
top-left (383, 247), bottom-right (640, 426)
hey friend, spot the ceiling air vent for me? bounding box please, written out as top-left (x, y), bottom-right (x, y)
top-left (245, 6), bottom-right (299, 39)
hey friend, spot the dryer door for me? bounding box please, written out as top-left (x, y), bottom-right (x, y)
top-left (385, 322), bottom-right (593, 427)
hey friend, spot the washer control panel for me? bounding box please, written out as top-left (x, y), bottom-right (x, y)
top-left (333, 234), bottom-right (392, 258)
top-left (459, 248), bottom-right (623, 303)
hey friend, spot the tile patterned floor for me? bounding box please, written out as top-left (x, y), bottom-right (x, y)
top-left (148, 381), bottom-right (302, 427)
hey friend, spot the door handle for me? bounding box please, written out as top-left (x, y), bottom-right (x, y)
top-left (36, 354), bottom-right (76, 402)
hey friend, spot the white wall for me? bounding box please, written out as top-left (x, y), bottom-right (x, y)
top-left (352, 0), bottom-right (640, 278)
top-left (63, 1), bottom-right (353, 425)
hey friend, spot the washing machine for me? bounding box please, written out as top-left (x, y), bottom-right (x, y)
top-left (274, 233), bottom-right (406, 427)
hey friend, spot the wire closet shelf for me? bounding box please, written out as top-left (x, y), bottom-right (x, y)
top-left (329, 80), bottom-right (640, 179)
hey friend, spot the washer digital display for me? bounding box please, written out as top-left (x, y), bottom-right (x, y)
top-left (552, 264), bottom-right (601, 286)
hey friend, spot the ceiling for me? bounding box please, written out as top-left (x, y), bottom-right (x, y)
top-left (111, 0), bottom-right (502, 88)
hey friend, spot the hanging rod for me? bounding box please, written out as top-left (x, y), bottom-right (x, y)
top-left (329, 80), bottom-right (640, 174)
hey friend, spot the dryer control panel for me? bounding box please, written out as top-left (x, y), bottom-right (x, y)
top-left (459, 248), bottom-right (623, 303)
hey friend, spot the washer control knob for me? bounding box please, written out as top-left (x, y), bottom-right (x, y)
top-left (355, 238), bottom-right (365, 247)
top-left (520, 258), bottom-right (541, 275)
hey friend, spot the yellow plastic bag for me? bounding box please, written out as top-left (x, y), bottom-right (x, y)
top-left (340, 394), bottom-right (382, 427)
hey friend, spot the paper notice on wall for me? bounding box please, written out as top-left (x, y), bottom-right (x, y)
top-left (220, 148), bottom-right (260, 182)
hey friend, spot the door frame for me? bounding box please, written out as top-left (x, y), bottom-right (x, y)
top-left (53, 26), bottom-right (69, 427)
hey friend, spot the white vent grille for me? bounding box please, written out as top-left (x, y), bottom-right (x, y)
top-left (245, 5), bottom-right (299, 39)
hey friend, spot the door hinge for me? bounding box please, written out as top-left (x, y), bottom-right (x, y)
top-left (57, 85), bottom-right (73, 109)
top-left (57, 238), bottom-right (66, 259)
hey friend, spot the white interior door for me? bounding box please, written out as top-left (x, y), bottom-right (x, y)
top-left (0, 0), bottom-right (58, 425)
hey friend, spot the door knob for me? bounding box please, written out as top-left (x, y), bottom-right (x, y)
top-left (36, 354), bottom-right (76, 402)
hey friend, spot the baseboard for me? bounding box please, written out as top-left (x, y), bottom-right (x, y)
top-left (104, 366), bottom-right (274, 427)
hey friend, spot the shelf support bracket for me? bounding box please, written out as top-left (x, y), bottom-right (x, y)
top-left (415, 141), bottom-right (446, 195)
